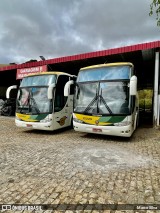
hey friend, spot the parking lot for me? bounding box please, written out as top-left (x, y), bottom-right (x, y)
top-left (0, 116), bottom-right (160, 212)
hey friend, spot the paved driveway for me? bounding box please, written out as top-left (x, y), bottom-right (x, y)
top-left (0, 116), bottom-right (160, 212)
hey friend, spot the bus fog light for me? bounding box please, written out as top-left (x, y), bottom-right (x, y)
top-left (114, 121), bottom-right (131, 126)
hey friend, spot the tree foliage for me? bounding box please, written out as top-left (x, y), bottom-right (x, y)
top-left (149, 0), bottom-right (160, 26)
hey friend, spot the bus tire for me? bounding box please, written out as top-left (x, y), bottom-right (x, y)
top-left (70, 116), bottom-right (73, 128)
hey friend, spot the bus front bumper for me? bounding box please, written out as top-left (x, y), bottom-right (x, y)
top-left (73, 121), bottom-right (133, 137)
top-left (15, 119), bottom-right (53, 131)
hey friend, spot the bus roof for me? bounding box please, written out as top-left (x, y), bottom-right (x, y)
top-left (24, 71), bottom-right (74, 78)
top-left (80, 62), bottom-right (134, 71)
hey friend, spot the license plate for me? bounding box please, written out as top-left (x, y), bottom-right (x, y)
top-left (26, 124), bottom-right (32, 127)
top-left (92, 128), bottom-right (102, 133)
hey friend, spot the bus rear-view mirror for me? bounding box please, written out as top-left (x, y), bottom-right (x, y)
top-left (130, 75), bottom-right (137, 96)
top-left (6, 85), bottom-right (17, 99)
top-left (48, 83), bottom-right (56, 99)
top-left (64, 80), bottom-right (74, 97)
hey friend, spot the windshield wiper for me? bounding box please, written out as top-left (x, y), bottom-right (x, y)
top-left (29, 92), bottom-right (40, 114)
top-left (99, 95), bottom-right (113, 114)
top-left (17, 95), bottom-right (30, 113)
top-left (83, 88), bottom-right (113, 114)
top-left (84, 89), bottom-right (98, 113)
top-left (17, 89), bottom-right (40, 114)
top-left (99, 89), bottom-right (112, 114)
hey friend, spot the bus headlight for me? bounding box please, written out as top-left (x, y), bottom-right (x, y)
top-left (73, 118), bottom-right (84, 124)
top-left (114, 121), bottom-right (131, 126)
top-left (40, 116), bottom-right (52, 123)
top-left (15, 115), bottom-right (21, 121)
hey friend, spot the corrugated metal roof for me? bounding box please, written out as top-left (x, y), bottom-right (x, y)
top-left (0, 40), bottom-right (160, 72)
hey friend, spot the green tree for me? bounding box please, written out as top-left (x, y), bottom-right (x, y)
top-left (149, 0), bottom-right (160, 26)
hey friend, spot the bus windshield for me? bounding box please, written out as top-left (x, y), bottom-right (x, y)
top-left (16, 87), bottom-right (52, 114)
top-left (77, 66), bottom-right (131, 82)
top-left (74, 81), bottom-right (130, 115)
top-left (20, 74), bottom-right (57, 87)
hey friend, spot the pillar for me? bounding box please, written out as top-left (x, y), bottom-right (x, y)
top-left (153, 51), bottom-right (160, 126)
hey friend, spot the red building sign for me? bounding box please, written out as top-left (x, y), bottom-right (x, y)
top-left (16, 65), bottom-right (47, 80)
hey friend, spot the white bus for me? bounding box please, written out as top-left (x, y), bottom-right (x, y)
top-left (71, 63), bottom-right (139, 137)
top-left (14, 72), bottom-right (75, 131)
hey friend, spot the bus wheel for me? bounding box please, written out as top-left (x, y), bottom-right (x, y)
top-left (70, 116), bottom-right (73, 128)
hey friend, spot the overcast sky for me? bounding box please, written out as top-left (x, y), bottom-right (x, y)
top-left (0, 0), bottom-right (159, 64)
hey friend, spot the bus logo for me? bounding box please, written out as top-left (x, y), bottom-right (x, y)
top-left (95, 120), bottom-right (99, 125)
top-left (58, 116), bottom-right (67, 126)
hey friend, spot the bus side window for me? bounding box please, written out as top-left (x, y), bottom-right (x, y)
top-left (54, 75), bottom-right (69, 112)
